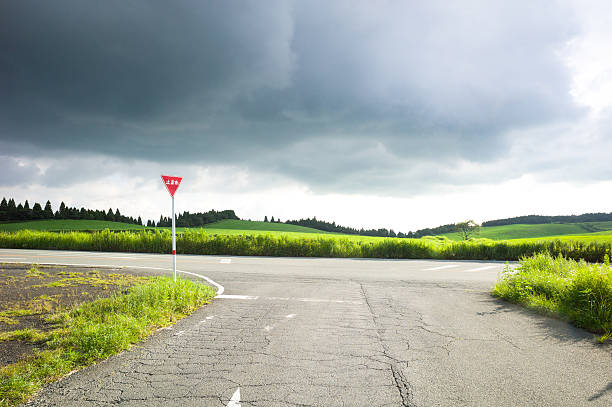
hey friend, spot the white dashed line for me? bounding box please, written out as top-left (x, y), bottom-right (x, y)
top-left (424, 264), bottom-right (460, 271)
top-left (219, 258), bottom-right (232, 264)
top-left (175, 330), bottom-right (185, 336)
top-left (286, 314), bottom-right (296, 319)
top-left (465, 265), bottom-right (498, 272)
top-left (216, 294), bottom-right (259, 300)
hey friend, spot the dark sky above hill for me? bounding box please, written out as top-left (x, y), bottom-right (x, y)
top-left (1, 1), bottom-right (611, 230)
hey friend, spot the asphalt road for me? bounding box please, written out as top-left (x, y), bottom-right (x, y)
top-left (1, 249), bottom-right (610, 406)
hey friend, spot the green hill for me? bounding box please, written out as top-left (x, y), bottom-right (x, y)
top-left (0, 219), bottom-right (146, 232)
top-left (442, 221), bottom-right (612, 241)
top-left (0, 219), bottom-right (333, 236)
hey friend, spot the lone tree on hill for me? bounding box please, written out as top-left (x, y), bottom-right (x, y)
top-left (455, 220), bottom-right (480, 240)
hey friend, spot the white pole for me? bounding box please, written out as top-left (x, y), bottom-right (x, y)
top-left (172, 195), bottom-right (176, 283)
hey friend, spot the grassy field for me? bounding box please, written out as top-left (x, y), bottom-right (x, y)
top-left (493, 253), bottom-right (611, 343)
top-left (0, 267), bottom-right (215, 407)
top-left (442, 221), bottom-right (612, 241)
top-left (0, 220), bottom-right (145, 232)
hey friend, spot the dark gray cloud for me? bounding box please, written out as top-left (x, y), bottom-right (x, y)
top-left (0, 0), bottom-right (586, 192)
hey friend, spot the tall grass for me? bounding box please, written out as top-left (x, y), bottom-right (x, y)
top-left (0, 277), bottom-right (215, 406)
top-left (2, 229), bottom-right (612, 262)
top-left (493, 253), bottom-right (612, 342)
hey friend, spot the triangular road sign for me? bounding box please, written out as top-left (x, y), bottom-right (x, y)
top-left (161, 175), bottom-right (182, 197)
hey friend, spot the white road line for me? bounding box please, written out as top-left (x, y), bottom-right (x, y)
top-left (205, 316), bottom-right (215, 320)
top-left (216, 294), bottom-right (259, 300)
top-left (219, 258), bottom-right (232, 264)
top-left (227, 388), bottom-right (241, 407)
top-left (175, 330), bottom-right (185, 336)
top-left (178, 270), bottom-right (225, 296)
top-left (264, 325), bottom-right (273, 331)
top-left (424, 264), bottom-right (460, 271)
top-left (465, 265), bottom-right (498, 272)
top-left (0, 260), bottom-right (225, 296)
top-left (286, 314), bottom-right (296, 319)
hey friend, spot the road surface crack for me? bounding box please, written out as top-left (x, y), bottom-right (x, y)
top-left (360, 283), bottom-right (416, 407)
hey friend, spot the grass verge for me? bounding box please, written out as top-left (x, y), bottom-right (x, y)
top-left (0, 277), bottom-right (215, 406)
top-left (493, 253), bottom-right (611, 343)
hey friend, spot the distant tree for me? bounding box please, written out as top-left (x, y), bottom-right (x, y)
top-left (23, 200), bottom-right (31, 220)
top-left (264, 216), bottom-right (268, 222)
top-left (58, 202), bottom-right (67, 219)
top-left (32, 202), bottom-right (43, 219)
top-left (43, 201), bottom-right (53, 219)
top-left (270, 216), bottom-right (275, 223)
top-left (455, 220), bottom-right (480, 240)
top-left (106, 208), bottom-right (114, 221)
top-left (16, 203), bottom-right (25, 220)
top-left (137, 216), bottom-right (142, 226)
top-left (0, 198), bottom-right (8, 221)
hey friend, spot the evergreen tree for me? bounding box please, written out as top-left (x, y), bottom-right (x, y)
top-left (23, 200), bottom-right (31, 219)
top-left (59, 201), bottom-right (67, 219)
top-left (264, 216), bottom-right (268, 222)
top-left (7, 199), bottom-right (17, 220)
top-left (106, 208), bottom-right (114, 221)
top-left (137, 216), bottom-right (142, 225)
top-left (0, 198), bottom-right (7, 221)
top-left (270, 216), bottom-right (275, 223)
top-left (32, 202), bottom-right (43, 219)
top-left (16, 203), bottom-right (25, 220)
top-left (43, 201), bottom-right (53, 219)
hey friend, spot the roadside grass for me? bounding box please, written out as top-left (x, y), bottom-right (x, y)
top-left (0, 277), bottom-right (215, 407)
top-left (493, 253), bottom-right (612, 343)
top-left (3, 229), bottom-right (612, 262)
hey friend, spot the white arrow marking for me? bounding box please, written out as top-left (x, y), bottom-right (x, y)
top-left (227, 388), bottom-right (241, 407)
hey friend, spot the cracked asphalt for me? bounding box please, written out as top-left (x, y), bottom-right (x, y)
top-left (1, 249), bottom-right (610, 406)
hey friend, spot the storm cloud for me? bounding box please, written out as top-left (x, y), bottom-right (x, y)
top-left (0, 0), bottom-right (599, 193)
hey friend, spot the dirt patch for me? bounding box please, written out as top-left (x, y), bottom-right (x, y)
top-left (0, 263), bottom-right (152, 367)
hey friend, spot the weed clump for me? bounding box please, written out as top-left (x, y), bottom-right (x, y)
top-left (493, 253), bottom-right (612, 342)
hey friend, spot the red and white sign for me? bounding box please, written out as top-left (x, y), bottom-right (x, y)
top-left (161, 175), bottom-right (182, 197)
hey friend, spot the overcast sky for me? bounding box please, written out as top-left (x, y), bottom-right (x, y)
top-left (2, 0), bottom-right (612, 232)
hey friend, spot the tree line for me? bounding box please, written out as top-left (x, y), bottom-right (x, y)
top-left (482, 213), bottom-right (612, 227)
top-left (154, 210), bottom-right (239, 227)
top-left (284, 217), bottom-right (410, 238)
top-left (0, 198), bottom-right (142, 225)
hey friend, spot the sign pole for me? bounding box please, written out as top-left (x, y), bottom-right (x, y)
top-left (161, 175), bottom-right (182, 283)
top-left (172, 194), bottom-right (176, 283)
